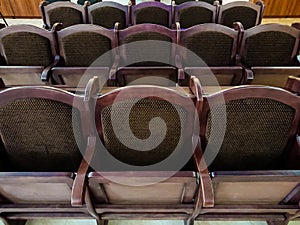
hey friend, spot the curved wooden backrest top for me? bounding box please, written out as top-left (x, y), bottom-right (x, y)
top-left (40, 1), bottom-right (88, 29)
top-left (217, 0), bottom-right (264, 29)
top-left (55, 24), bottom-right (117, 66)
top-left (178, 23), bottom-right (239, 66)
top-left (87, 1), bottom-right (130, 28)
top-left (117, 23), bottom-right (177, 66)
top-left (118, 23), bottom-right (177, 43)
top-left (0, 86), bottom-right (89, 171)
top-left (240, 24), bottom-right (300, 66)
top-left (0, 24), bottom-right (57, 66)
top-left (201, 85), bottom-right (300, 170)
top-left (131, 1), bottom-right (173, 27)
top-left (174, 1), bottom-right (217, 28)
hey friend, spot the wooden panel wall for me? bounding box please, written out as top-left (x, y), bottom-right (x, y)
top-left (0, 0), bottom-right (300, 18)
top-left (263, 0), bottom-right (300, 17)
top-left (0, 0), bottom-right (14, 17)
top-left (0, 0), bottom-right (42, 18)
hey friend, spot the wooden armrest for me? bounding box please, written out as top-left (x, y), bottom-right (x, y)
top-left (199, 169), bottom-right (214, 207)
top-left (109, 55), bottom-right (120, 81)
top-left (193, 137), bottom-right (214, 208)
top-left (71, 136), bottom-right (96, 207)
top-left (243, 68), bottom-right (254, 84)
top-left (189, 76), bottom-right (202, 103)
top-left (175, 54), bottom-right (185, 81)
top-left (84, 76), bottom-right (100, 102)
top-left (41, 55), bottom-right (60, 82)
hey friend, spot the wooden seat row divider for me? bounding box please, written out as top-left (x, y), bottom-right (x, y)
top-left (39, 0), bottom-right (265, 30)
top-left (0, 22), bottom-right (299, 89)
top-left (0, 75), bottom-right (299, 225)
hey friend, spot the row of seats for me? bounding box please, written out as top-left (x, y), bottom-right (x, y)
top-left (0, 22), bottom-right (299, 88)
top-left (0, 76), bottom-right (299, 225)
top-left (40, 0), bottom-right (264, 29)
top-left (45, 0), bottom-right (220, 5)
top-left (45, 0), bottom-right (221, 6)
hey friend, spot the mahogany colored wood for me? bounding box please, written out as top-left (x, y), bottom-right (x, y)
top-left (263, 0), bottom-right (300, 18)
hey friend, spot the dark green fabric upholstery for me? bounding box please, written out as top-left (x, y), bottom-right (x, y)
top-left (221, 6), bottom-right (258, 29)
top-left (183, 31), bottom-right (234, 66)
top-left (178, 6), bottom-right (214, 28)
top-left (61, 32), bottom-right (112, 67)
top-left (48, 7), bottom-right (83, 28)
top-left (123, 32), bottom-right (173, 66)
top-left (47, 0), bottom-right (70, 3)
top-left (90, 7), bottom-right (126, 29)
top-left (1, 32), bottom-right (52, 66)
top-left (0, 138), bottom-right (8, 171)
top-left (100, 97), bottom-right (188, 166)
top-left (205, 98), bottom-right (295, 171)
top-left (77, 0), bottom-right (101, 5)
top-left (242, 31), bottom-right (296, 67)
top-left (0, 98), bottom-right (84, 172)
top-left (134, 7), bottom-right (170, 27)
top-left (175, 0), bottom-right (222, 5)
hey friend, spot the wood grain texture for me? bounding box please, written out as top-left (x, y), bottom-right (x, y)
top-left (263, 0), bottom-right (300, 17)
top-left (0, 0), bottom-right (42, 18)
top-left (0, 0), bottom-right (14, 17)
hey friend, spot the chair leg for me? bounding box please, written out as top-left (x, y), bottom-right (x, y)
top-left (84, 188), bottom-right (109, 225)
top-left (184, 219), bottom-right (194, 225)
top-left (3, 219), bottom-right (27, 225)
top-left (96, 219), bottom-right (108, 225)
top-left (266, 220), bottom-right (289, 225)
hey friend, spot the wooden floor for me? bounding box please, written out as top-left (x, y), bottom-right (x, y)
top-left (13, 219), bottom-right (300, 225)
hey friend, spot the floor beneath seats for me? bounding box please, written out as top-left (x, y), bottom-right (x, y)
top-left (0, 220), bottom-right (298, 225)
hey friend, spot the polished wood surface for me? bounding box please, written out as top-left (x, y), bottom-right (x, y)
top-left (1, 0), bottom-right (300, 19)
top-left (263, 0), bottom-right (300, 17)
top-left (0, 0), bottom-right (42, 18)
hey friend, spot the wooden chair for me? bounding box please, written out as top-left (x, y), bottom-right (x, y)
top-left (43, 24), bottom-right (118, 88)
top-left (197, 85), bottom-right (300, 225)
top-left (217, 0), bottom-right (264, 30)
top-left (0, 79), bottom-right (100, 224)
top-left (77, 0), bottom-right (101, 5)
top-left (285, 76), bottom-right (300, 95)
top-left (131, 2), bottom-right (173, 28)
top-left (239, 24), bottom-right (300, 87)
top-left (0, 24), bottom-right (59, 86)
top-left (87, 1), bottom-right (130, 29)
top-left (116, 23), bottom-right (178, 86)
top-left (40, 1), bottom-right (88, 29)
top-left (71, 76), bottom-right (213, 225)
top-left (45, 0), bottom-right (70, 3)
top-left (177, 22), bottom-right (245, 86)
top-left (174, 1), bottom-right (217, 29)
top-left (173, 0), bottom-right (222, 6)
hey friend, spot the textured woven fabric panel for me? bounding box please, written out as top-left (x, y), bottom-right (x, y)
top-left (0, 98), bottom-right (84, 172)
top-left (48, 7), bottom-right (83, 28)
top-left (123, 32), bottom-right (173, 66)
top-left (100, 98), bottom-right (188, 166)
top-left (135, 7), bottom-right (170, 27)
top-left (183, 31), bottom-right (234, 66)
top-left (205, 97), bottom-right (295, 171)
top-left (242, 31), bottom-right (296, 67)
top-left (175, 0), bottom-right (222, 5)
top-left (91, 7), bottom-right (126, 29)
top-left (221, 7), bottom-right (258, 29)
top-left (62, 32), bottom-right (112, 67)
top-left (2, 32), bottom-right (52, 66)
top-left (178, 7), bottom-right (213, 28)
